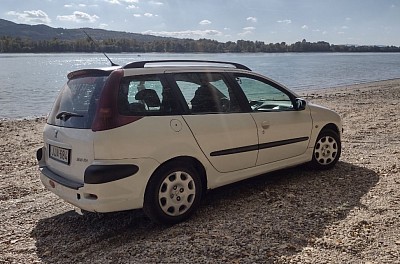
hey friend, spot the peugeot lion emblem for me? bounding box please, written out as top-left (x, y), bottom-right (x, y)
top-left (54, 130), bottom-right (59, 138)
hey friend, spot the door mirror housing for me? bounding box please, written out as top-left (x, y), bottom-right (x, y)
top-left (295, 98), bottom-right (307, 111)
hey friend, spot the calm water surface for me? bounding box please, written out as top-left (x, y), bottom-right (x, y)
top-left (1, 52), bottom-right (400, 119)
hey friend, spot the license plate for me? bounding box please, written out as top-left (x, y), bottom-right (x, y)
top-left (49, 145), bottom-right (70, 165)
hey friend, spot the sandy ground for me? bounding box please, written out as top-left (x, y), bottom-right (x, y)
top-left (0, 79), bottom-right (399, 263)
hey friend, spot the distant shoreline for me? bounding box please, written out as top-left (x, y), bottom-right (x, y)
top-left (2, 50), bottom-right (400, 54)
top-left (1, 36), bottom-right (399, 53)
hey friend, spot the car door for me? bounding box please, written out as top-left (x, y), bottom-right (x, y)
top-left (233, 73), bottom-right (313, 166)
top-left (167, 71), bottom-right (259, 173)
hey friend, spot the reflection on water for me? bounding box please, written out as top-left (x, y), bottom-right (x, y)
top-left (1, 52), bottom-right (400, 119)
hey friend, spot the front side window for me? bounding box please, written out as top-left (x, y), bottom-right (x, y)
top-left (235, 75), bottom-right (294, 111)
top-left (173, 73), bottom-right (242, 114)
top-left (118, 75), bottom-right (179, 115)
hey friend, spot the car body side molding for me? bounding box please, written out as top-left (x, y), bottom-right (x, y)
top-left (210, 136), bottom-right (309, 157)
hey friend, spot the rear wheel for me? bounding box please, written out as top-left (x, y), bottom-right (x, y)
top-left (311, 129), bottom-right (341, 169)
top-left (143, 162), bottom-right (202, 224)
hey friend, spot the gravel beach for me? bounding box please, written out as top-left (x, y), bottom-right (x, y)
top-left (0, 79), bottom-right (399, 263)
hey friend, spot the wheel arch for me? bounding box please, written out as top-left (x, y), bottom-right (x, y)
top-left (144, 156), bottom-right (208, 198)
top-left (320, 123), bottom-right (341, 138)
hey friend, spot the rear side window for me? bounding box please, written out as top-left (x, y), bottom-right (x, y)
top-left (47, 75), bottom-right (108, 128)
top-left (118, 75), bottom-right (180, 115)
top-left (173, 73), bottom-right (243, 114)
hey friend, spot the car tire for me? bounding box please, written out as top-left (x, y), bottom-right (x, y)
top-left (311, 129), bottom-right (341, 170)
top-left (143, 162), bottom-right (202, 224)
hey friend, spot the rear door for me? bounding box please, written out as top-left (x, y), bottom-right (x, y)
top-left (167, 71), bottom-right (258, 173)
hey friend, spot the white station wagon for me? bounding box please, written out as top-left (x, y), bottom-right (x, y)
top-left (37, 60), bottom-right (342, 224)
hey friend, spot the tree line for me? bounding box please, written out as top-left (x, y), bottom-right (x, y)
top-left (1, 36), bottom-right (399, 53)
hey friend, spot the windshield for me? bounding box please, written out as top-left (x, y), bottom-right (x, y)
top-left (47, 75), bottom-right (108, 129)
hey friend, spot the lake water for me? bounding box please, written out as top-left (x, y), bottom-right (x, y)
top-left (1, 52), bottom-right (400, 119)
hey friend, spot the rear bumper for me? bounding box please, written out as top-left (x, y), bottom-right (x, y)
top-left (38, 158), bottom-right (159, 213)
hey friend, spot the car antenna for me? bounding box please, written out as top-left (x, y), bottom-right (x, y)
top-left (82, 30), bottom-right (118, 66)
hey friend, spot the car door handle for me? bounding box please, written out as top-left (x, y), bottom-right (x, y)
top-left (261, 121), bottom-right (270, 129)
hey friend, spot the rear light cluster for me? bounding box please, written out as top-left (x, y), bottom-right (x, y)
top-left (91, 69), bottom-right (143, 131)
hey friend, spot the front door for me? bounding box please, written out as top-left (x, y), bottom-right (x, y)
top-left (234, 74), bottom-right (312, 165)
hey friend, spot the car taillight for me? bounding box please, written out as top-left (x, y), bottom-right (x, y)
top-left (92, 69), bottom-right (143, 131)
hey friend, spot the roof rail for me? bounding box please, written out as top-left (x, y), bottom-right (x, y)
top-left (123, 60), bottom-right (252, 71)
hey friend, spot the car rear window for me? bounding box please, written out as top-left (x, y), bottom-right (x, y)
top-left (47, 75), bottom-right (108, 129)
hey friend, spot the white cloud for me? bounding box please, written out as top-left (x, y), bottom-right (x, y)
top-left (104, 0), bottom-right (121, 4)
top-left (239, 26), bottom-right (255, 37)
top-left (277, 19), bottom-right (292, 24)
top-left (57, 11), bottom-right (99, 23)
top-left (301, 25), bottom-right (308, 29)
top-left (238, 31), bottom-right (252, 37)
top-left (133, 12), bottom-right (159, 18)
top-left (104, 0), bottom-right (138, 4)
top-left (143, 29), bottom-right (222, 39)
top-left (64, 3), bottom-right (97, 8)
top-left (341, 26), bottom-right (349, 29)
top-left (246, 17), bottom-right (257, 23)
top-left (7, 10), bottom-right (51, 24)
top-left (149, 1), bottom-right (164, 5)
top-left (144, 13), bottom-right (158, 17)
top-left (243, 26), bottom-right (255, 31)
top-left (199, 20), bottom-right (211, 25)
top-left (126, 5), bottom-right (138, 9)
top-left (345, 17), bottom-right (352, 21)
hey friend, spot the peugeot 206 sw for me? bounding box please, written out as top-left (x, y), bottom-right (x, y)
top-left (37, 60), bottom-right (342, 224)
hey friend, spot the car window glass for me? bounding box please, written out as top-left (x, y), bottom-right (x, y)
top-left (173, 73), bottom-right (242, 113)
top-left (47, 75), bottom-right (108, 128)
top-left (235, 75), bottom-right (294, 111)
top-left (118, 75), bottom-right (178, 115)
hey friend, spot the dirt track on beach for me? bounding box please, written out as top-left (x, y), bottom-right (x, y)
top-left (0, 79), bottom-right (399, 263)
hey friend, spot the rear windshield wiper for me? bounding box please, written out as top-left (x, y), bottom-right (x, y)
top-left (56, 111), bottom-right (84, 121)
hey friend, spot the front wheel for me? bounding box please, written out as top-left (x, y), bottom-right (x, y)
top-left (311, 129), bottom-right (341, 169)
top-left (143, 162), bottom-right (202, 224)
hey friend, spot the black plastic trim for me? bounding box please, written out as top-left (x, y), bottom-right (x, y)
top-left (84, 165), bottom-right (139, 184)
top-left (36, 147), bottom-right (43, 162)
top-left (259, 137), bottom-right (310, 150)
top-left (210, 144), bottom-right (258, 156)
top-left (210, 137), bottom-right (309, 157)
top-left (67, 69), bottom-right (114, 80)
top-left (40, 166), bottom-right (83, 190)
top-left (123, 60), bottom-right (251, 71)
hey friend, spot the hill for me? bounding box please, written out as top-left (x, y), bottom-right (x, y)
top-left (0, 18), bottom-right (167, 42)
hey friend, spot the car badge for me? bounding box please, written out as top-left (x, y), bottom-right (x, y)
top-left (54, 130), bottom-right (59, 138)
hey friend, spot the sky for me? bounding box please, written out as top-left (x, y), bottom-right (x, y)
top-left (1, 0), bottom-right (400, 46)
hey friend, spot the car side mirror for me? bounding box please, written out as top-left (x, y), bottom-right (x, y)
top-left (295, 98), bottom-right (306, 111)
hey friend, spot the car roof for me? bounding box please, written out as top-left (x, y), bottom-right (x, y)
top-left (67, 60), bottom-right (252, 79)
